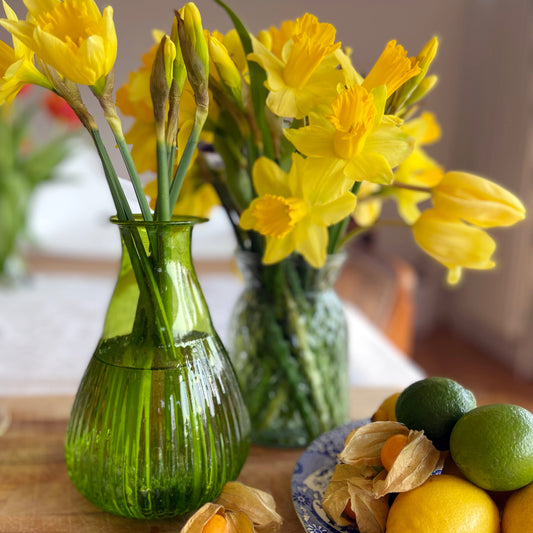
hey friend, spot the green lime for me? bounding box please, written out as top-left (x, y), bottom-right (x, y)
top-left (450, 403), bottom-right (533, 491)
top-left (395, 377), bottom-right (476, 450)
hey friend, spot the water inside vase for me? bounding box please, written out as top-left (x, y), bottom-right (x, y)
top-left (66, 331), bottom-right (248, 518)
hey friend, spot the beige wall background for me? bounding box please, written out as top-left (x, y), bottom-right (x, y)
top-left (22, 1), bottom-right (533, 373)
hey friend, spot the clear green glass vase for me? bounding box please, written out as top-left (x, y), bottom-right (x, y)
top-left (228, 252), bottom-right (349, 448)
top-left (65, 217), bottom-right (251, 519)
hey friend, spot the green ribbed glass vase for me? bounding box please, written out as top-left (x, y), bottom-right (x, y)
top-left (65, 217), bottom-right (250, 519)
top-left (228, 252), bottom-right (349, 447)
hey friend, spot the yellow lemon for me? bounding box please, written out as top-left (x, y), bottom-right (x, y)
top-left (386, 474), bottom-right (500, 533)
top-left (371, 391), bottom-right (401, 421)
top-left (502, 481), bottom-right (533, 533)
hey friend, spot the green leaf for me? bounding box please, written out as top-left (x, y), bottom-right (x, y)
top-left (214, 0), bottom-right (274, 160)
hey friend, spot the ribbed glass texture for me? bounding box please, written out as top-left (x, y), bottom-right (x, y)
top-left (65, 218), bottom-right (250, 518)
top-left (228, 252), bottom-right (349, 448)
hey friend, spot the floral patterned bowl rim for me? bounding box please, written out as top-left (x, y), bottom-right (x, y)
top-left (291, 419), bottom-right (369, 533)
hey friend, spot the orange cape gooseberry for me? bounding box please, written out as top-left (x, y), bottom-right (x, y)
top-left (380, 433), bottom-right (409, 471)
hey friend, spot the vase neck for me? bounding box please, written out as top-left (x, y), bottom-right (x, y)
top-left (102, 219), bottom-right (215, 352)
top-left (235, 252), bottom-right (345, 292)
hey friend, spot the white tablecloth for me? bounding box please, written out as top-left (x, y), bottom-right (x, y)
top-left (0, 271), bottom-right (424, 396)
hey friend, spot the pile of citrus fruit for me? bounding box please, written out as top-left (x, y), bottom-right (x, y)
top-left (374, 376), bottom-right (533, 532)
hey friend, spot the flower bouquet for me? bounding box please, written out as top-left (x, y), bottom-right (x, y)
top-left (0, 0), bottom-right (526, 515)
top-left (102, 1), bottom-right (526, 446)
top-left (175, 3), bottom-right (524, 446)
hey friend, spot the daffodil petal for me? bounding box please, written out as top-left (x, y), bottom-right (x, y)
top-left (295, 221), bottom-right (328, 268)
top-left (365, 124), bottom-right (414, 168)
top-left (392, 188), bottom-right (429, 225)
top-left (353, 197), bottom-right (382, 227)
top-left (433, 171), bottom-right (526, 228)
top-left (313, 191), bottom-right (357, 225)
top-left (284, 124), bottom-right (336, 158)
top-left (412, 209), bottom-right (496, 270)
top-left (345, 152), bottom-right (394, 184)
top-left (252, 156), bottom-right (290, 197)
top-left (263, 233), bottom-right (296, 264)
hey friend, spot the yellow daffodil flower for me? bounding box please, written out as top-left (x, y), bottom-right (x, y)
top-left (266, 19), bottom-right (295, 60)
top-left (1, 0), bottom-right (117, 88)
top-left (213, 29), bottom-right (247, 77)
top-left (432, 171), bottom-right (526, 228)
top-left (402, 111), bottom-right (441, 146)
top-left (0, 2), bottom-right (53, 103)
top-left (248, 13), bottom-right (344, 119)
top-left (412, 209), bottom-right (496, 284)
top-left (392, 37), bottom-right (439, 110)
top-left (390, 112), bottom-right (444, 224)
top-left (284, 84), bottom-right (413, 184)
top-left (362, 40), bottom-right (421, 97)
top-left (240, 154), bottom-right (356, 268)
top-left (352, 182), bottom-right (382, 227)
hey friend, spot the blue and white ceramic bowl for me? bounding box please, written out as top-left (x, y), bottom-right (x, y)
top-left (291, 420), bottom-right (369, 533)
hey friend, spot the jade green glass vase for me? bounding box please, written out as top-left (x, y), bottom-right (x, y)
top-left (65, 217), bottom-right (251, 519)
top-left (228, 252), bottom-right (349, 447)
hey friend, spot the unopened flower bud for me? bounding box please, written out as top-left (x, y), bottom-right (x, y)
top-left (170, 17), bottom-right (187, 93)
top-left (150, 34), bottom-right (175, 124)
top-left (176, 4), bottom-right (208, 110)
top-left (208, 32), bottom-right (242, 106)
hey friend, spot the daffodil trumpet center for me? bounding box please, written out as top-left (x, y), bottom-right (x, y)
top-left (251, 194), bottom-right (308, 238)
top-left (327, 85), bottom-right (376, 159)
top-left (282, 14), bottom-right (340, 89)
top-left (36, 0), bottom-right (102, 52)
top-left (363, 40), bottom-right (421, 96)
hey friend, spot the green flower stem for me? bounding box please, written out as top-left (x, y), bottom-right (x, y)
top-left (263, 304), bottom-right (321, 438)
top-left (90, 128), bottom-right (133, 221)
top-left (328, 181), bottom-right (362, 254)
top-left (155, 139), bottom-right (171, 221)
top-left (169, 106), bottom-right (208, 208)
top-left (214, 0), bottom-right (274, 160)
top-left (88, 129), bottom-right (176, 356)
top-left (123, 231), bottom-right (177, 360)
top-left (285, 261), bottom-right (336, 430)
top-left (339, 226), bottom-right (371, 249)
top-left (94, 87), bottom-right (153, 222)
top-left (114, 133), bottom-right (153, 222)
top-left (259, 260), bottom-right (331, 437)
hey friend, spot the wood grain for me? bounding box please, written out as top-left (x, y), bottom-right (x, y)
top-left (0, 390), bottom-right (394, 533)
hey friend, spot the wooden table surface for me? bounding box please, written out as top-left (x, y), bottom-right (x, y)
top-left (0, 387), bottom-right (397, 533)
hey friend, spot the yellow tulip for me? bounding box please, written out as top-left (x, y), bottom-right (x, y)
top-left (433, 171), bottom-right (526, 228)
top-left (240, 154), bottom-right (356, 268)
top-left (1, 0), bottom-right (117, 87)
top-left (412, 209), bottom-right (496, 284)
